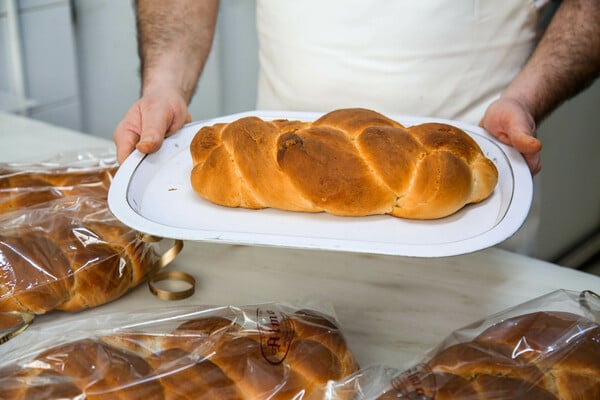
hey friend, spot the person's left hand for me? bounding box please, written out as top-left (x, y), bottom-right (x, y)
top-left (480, 97), bottom-right (543, 175)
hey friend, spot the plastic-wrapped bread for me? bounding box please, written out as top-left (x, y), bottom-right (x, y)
top-left (0, 165), bottom-right (116, 214)
top-left (190, 108), bottom-right (498, 219)
top-left (344, 290), bottom-right (600, 400)
top-left (0, 303), bottom-right (360, 399)
top-left (418, 311), bottom-right (600, 399)
top-left (0, 153), bottom-right (176, 323)
top-left (0, 196), bottom-right (162, 316)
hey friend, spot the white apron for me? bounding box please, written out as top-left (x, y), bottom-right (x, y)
top-left (256, 0), bottom-right (542, 125)
top-left (255, 0), bottom-right (546, 254)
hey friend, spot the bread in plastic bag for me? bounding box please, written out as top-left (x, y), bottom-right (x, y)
top-left (0, 148), bottom-right (117, 214)
top-left (331, 289), bottom-right (600, 399)
top-left (0, 195), bottom-right (164, 317)
top-left (0, 149), bottom-right (179, 327)
top-left (0, 301), bottom-right (360, 399)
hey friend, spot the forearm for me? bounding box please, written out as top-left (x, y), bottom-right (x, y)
top-left (135, 0), bottom-right (219, 103)
top-left (502, 0), bottom-right (600, 122)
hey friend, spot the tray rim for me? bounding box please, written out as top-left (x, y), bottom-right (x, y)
top-left (108, 110), bottom-right (533, 257)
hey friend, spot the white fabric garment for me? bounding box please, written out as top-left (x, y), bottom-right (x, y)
top-left (256, 0), bottom-right (540, 126)
top-left (255, 0), bottom-right (546, 254)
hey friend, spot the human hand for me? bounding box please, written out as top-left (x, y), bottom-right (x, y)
top-left (480, 97), bottom-right (543, 175)
top-left (113, 88), bottom-right (191, 164)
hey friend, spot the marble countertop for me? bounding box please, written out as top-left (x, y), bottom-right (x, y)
top-left (1, 112), bottom-right (599, 371)
top-left (1, 112), bottom-right (115, 161)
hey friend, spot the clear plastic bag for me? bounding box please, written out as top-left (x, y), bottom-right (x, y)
top-left (0, 149), bottom-right (181, 331)
top-left (0, 196), bottom-right (163, 315)
top-left (0, 147), bottom-right (117, 214)
top-left (0, 301), bottom-right (360, 399)
top-left (332, 289), bottom-right (600, 399)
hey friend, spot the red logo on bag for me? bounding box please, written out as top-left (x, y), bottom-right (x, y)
top-left (257, 308), bottom-right (294, 364)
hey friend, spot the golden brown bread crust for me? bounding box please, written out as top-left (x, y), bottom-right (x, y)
top-left (190, 108), bottom-right (498, 219)
top-left (0, 309), bottom-right (359, 399)
top-left (406, 311), bottom-right (600, 399)
top-left (0, 197), bottom-right (160, 316)
top-left (0, 165), bottom-right (163, 317)
top-left (0, 167), bottom-right (117, 214)
top-left (0, 365), bottom-right (83, 400)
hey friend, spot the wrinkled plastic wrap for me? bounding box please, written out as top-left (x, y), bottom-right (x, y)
top-left (0, 301), bottom-right (360, 399)
top-left (0, 196), bottom-right (162, 315)
top-left (0, 149), bottom-right (177, 330)
top-left (332, 289), bottom-right (600, 400)
top-left (0, 148), bottom-right (117, 213)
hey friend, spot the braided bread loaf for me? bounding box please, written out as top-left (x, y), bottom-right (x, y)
top-left (190, 108), bottom-right (498, 219)
top-left (0, 167), bottom-right (117, 214)
top-left (0, 162), bottom-right (170, 327)
top-left (378, 311), bottom-right (600, 399)
top-left (0, 307), bottom-right (359, 399)
top-left (0, 196), bottom-right (161, 319)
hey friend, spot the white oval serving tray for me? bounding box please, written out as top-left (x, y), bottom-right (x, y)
top-left (108, 111), bottom-right (532, 258)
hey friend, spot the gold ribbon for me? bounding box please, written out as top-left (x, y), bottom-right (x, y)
top-left (137, 232), bottom-right (163, 243)
top-left (137, 233), bottom-right (184, 271)
top-left (148, 271), bottom-right (196, 300)
top-left (0, 312), bottom-right (35, 345)
top-left (155, 239), bottom-right (184, 270)
top-left (137, 233), bottom-right (194, 300)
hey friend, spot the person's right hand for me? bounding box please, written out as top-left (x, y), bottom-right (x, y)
top-left (113, 88), bottom-right (191, 164)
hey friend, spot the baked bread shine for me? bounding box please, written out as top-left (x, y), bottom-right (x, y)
top-left (0, 196), bottom-right (160, 317)
top-left (190, 108), bottom-right (498, 219)
top-left (0, 166), bottom-right (161, 321)
top-left (378, 311), bottom-right (600, 399)
top-left (0, 167), bottom-right (117, 214)
top-left (0, 308), bottom-right (359, 399)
